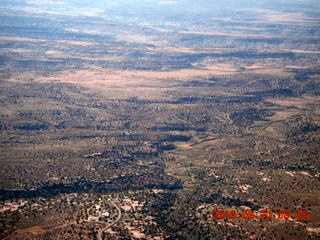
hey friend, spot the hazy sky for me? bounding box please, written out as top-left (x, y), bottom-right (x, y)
top-left (0, 0), bottom-right (319, 22)
top-left (2, 0), bottom-right (319, 12)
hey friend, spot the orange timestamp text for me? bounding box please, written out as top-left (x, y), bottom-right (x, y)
top-left (211, 209), bottom-right (309, 221)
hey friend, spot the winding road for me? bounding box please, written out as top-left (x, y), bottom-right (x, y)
top-left (97, 199), bottom-right (122, 240)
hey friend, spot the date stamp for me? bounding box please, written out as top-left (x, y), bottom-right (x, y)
top-left (211, 209), bottom-right (309, 221)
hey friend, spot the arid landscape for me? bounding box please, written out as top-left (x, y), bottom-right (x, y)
top-left (0, 0), bottom-right (320, 239)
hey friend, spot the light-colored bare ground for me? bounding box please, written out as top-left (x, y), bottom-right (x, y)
top-left (0, 200), bottom-right (27, 213)
top-left (4, 221), bottom-right (76, 239)
top-left (121, 205), bottom-right (131, 211)
top-left (124, 224), bottom-right (147, 239)
top-left (285, 171), bottom-right (295, 177)
top-left (267, 96), bottom-right (320, 108)
top-left (178, 30), bottom-right (274, 39)
top-left (16, 226), bottom-right (46, 235)
top-left (0, 48), bottom-right (33, 53)
top-left (55, 40), bottom-right (95, 46)
top-left (175, 142), bottom-right (193, 150)
top-left (121, 198), bottom-right (143, 212)
top-left (268, 109), bottom-right (299, 121)
top-left (64, 28), bottom-right (104, 35)
top-left (44, 50), bottom-right (124, 61)
top-left (0, 36), bottom-right (47, 42)
top-left (264, 125), bottom-right (284, 139)
top-left (117, 34), bottom-right (163, 45)
top-left (106, 228), bottom-right (118, 235)
top-left (306, 227), bottom-right (320, 233)
top-left (0, 36), bottom-right (94, 47)
top-left (198, 61), bottom-right (239, 72)
top-left (245, 67), bottom-right (292, 77)
top-left (22, 67), bottom-right (238, 99)
top-left (149, 46), bottom-right (198, 54)
top-left (285, 50), bottom-right (320, 54)
top-left (152, 189), bottom-right (164, 194)
top-left (36, 65), bottom-right (237, 83)
top-left (241, 9), bottom-right (316, 24)
top-left (45, 50), bottom-right (66, 58)
top-left (262, 11), bottom-right (315, 23)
